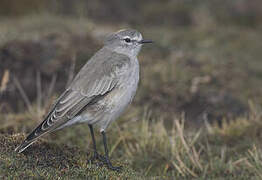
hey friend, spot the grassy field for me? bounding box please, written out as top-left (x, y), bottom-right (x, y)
top-left (1, 104), bottom-right (262, 179)
top-left (1, 14), bottom-right (262, 179)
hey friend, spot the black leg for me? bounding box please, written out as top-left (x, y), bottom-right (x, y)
top-left (101, 131), bottom-right (122, 171)
top-left (87, 125), bottom-right (121, 171)
top-left (89, 124), bottom-right (97, 153)
top-left (88, 125), bottom-right (106, 164)
top-left (88, 124), bottom-right (97, 162)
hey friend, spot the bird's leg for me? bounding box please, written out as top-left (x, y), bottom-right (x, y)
top-left (87, 124), bottom-right (106, 163)
top-left (101, 131), bottom-right (122, 171)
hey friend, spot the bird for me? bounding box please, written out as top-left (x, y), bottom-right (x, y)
top-left (15, 29), bottom-right (152, 170)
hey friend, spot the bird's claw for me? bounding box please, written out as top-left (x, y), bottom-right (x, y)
top-left (87, 152), bottom-right (105, 164)
top-left (87, 152), bottom-right (122, 171)
top-left (106, 161), bottom-right (122, 171)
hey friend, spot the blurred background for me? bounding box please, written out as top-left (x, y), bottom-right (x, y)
top-left (1, 0), bottom-right (262, 178)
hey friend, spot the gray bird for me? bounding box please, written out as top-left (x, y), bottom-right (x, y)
top-left (15, 29), bottom-right (152, 170)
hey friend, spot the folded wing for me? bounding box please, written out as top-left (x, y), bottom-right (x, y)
top-left (15, 50), bottom-right (131, 153)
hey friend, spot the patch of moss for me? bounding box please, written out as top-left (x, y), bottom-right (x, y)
top-left (0, 133), bottom-right (142, 179)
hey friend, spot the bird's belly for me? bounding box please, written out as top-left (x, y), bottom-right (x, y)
top-left (91, 73), bottom-right (139, 123)
top-left (105, 82), bottom-right (138, 113)
top-left (98, 68), bottom-right (139, 114)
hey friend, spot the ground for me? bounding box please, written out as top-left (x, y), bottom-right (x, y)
top-left (0, 133), bottom-right (141, 179)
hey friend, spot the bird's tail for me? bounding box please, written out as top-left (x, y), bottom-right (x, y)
top-left (14, 121), bottom-right (48, 153)
top-left (15, 139), bottom-right (36, 153)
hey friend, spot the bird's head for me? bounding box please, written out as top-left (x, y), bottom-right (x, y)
top-left (104, 29), bottom-right (152, 57)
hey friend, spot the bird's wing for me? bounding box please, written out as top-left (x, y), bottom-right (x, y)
top-left (21, 50), bottom-right (131, 143)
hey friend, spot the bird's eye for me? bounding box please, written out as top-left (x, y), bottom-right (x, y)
top-left (124, 38), bottom-right (131, 43)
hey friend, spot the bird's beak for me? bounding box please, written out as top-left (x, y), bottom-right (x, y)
top-left (138, 39), bottom-right (153, 44)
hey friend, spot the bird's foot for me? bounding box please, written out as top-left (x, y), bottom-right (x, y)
top-left (105, 159), bottom-right (122, 171)
top-left (87, 152), bottom-right (122, 171)
top-left (87, 151), bottom-right (106, 164)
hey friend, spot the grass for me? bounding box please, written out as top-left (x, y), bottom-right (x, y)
top-left (0, 133), bottom-right (140, 179)
top-left (1, 14), bottom-right (262, 178)
top-left (1, 105), bottom-right (262, 179)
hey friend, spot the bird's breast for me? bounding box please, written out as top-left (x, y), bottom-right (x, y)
top-left (106, 59), bottom-right (139, 111)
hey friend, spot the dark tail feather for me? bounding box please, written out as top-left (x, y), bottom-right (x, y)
top-left (14, 94), bottom-right (63, 153)
top-left (15, 139), bottom-right (36, 153)
top-left (15, 121), bottom-right (49, 153)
